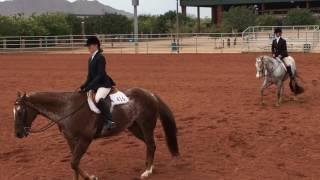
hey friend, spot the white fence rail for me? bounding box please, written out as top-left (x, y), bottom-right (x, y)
top-left (242, 25), bottom-right (320, 53)
top-left (0, 26), bottom-right (320, 54)
top-left (0, 33), bottom-right (244, 54)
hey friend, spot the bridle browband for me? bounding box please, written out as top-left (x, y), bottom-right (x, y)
top-left (22, 99), bottom-right (87, 134)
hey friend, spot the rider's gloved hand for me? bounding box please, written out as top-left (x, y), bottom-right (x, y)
top-left (78, 87), bottom-right (86, 93)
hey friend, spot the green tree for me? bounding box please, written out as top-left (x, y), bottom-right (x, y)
top-left (35, 13), bottom-right (72, 35)
top-left (256, 14), bottom-right (279, 26)
top-left (66, 14), bottom-right (83, 35)
top-left (181, 15), bottom-right (197, 33)
top-left (221, 6), bottom-right (257, 32)
top-left (0, 16), bottom-right (19, 36)
top-left (283, 9), bottom-right (317, 25)
top-left (84, 13), bottom-right (132, 34)
top-left (138, 15), bottom-right (157, 34)
top-left (0, 15), bottom-right (47, 36)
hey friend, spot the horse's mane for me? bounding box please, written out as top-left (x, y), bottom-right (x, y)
top-left (258, 55), bottom-right (278, 65)
top-left (26, 92), bottom-right (85, 105)
top-left (259, 55), bottom-right (272, 60)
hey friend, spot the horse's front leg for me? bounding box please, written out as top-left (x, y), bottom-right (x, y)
top-left (279, 84), bottom-right (285, 104)
top-left (260, 79), bottom-right (270, 105)
top-left (276, 81), bottom-right (284, 107)
top-left (70, 139), bottom-right (96, 180)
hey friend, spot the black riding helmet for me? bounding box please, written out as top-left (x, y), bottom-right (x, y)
top-left (85, 36), bottom-right (101, 47)
top-left (274, 28), bottom-right (282, 34)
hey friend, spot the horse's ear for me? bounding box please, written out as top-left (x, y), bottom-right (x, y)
top-left (23, 92), bottom-right (27, 98)
top-left (17, 91), bottom-right (21, 98)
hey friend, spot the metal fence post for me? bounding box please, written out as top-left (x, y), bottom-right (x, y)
top-left (45, 37), bottom-right (48, 51)
top-left (195, 34), bottom-right (198, 54)
top-left (120, 38), bottom-right (123, 54)
top-left (221, 33), bottom-right (223, 53)
top-left (21, 39), bottom-right (25, 48)
top-left (3, 39), bottom-right (6, 49)
top-left (70, 35), bottom-right (74, 53)
top-left (146, 35), bottom-right (149, 54)
top-left (55, 36), bottom-right (58, 47)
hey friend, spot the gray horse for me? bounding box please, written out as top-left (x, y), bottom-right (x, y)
top-left (255, 55), bottom-right (304, 106)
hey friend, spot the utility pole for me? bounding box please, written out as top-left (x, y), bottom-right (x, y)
top-left (81, 21), bottom-right (85, 35)
top-left (132, 0), bottom-right (139, 53)
top-left (176, 0), bottom-right (180, 53)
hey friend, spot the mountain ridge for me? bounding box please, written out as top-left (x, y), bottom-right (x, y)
top-left (0, 0), bottom-right (132, 17)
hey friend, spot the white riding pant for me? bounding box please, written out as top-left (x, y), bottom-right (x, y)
top-left (92, 87), bottom-right (111, 103)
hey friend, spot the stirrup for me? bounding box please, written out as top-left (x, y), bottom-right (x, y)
top-left (105, 120), bottom-right (116, 130)
top-left (100, 121), bottom-right (116, 135)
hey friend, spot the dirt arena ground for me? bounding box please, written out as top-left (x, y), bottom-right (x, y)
top-left (0, 53), bottom-right (320, 180)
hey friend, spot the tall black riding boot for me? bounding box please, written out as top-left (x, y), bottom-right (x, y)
top-left (286, 66), bottom-right (294, 80)
top-left (97, 99), bottom-right (116, 135)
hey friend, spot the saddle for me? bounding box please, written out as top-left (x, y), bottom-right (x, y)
top-left (87, 87), bottom-right (129, 114)
top-left (275, 56), bottom-right (296, 73)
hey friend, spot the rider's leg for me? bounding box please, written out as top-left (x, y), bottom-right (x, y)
top-left (286, 66), bottom-right (294, 79)
top-left (95, 88), bottom-right (115, 131)
top-left (279, 57), bottom-right (294, 79)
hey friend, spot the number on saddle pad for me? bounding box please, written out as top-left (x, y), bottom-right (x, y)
top-left (87, 91), bottom-right (129, 114)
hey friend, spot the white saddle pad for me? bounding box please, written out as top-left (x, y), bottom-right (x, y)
top-left (87, 91), bottom-right (130, 114)
top-left (275, 56), bottom-right (296, 72)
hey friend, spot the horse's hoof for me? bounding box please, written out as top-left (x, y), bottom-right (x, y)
top-left (275, 103), bottom-right (280, 107)
top-left (140, 166), bottom-right (154, 179)
top-left (89, 175), bottom-right (98, 180)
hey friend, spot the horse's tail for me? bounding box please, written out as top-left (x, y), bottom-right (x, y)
top-left (287, 57), bottom-right (304, 95)
top-left (295, 71), bottom-right (306, 84)
top-left (156, 95), bottom-right (179, 157)
top-left (290, 78), bottom-right (304, 95)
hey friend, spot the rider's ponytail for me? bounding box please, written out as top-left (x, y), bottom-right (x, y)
top-left (98, 45), bottom-right (103, 53)
top-left (98, 46), bottom-right (103, 53)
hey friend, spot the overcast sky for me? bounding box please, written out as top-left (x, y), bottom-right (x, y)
top-left (69, 0), bottom-right (212, 18)
top-left (0, 0), bottom-right (212, 17)
top-left (69, 0), bottom-right (211, 17)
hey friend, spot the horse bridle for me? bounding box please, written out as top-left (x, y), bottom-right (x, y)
top-left (257, 57), bottom-right (266, 77)
top-left (259, 57), bottom-right (281, 78)
top-left (21, 99), bottom-right (87, 134)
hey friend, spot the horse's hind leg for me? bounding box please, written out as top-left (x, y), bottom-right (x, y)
top-left (128, 122), bottom-right (145, 142)
top-left (140, 131), bottom-right (156, 179)
top-left (70, 139), bottom-right (96, 180)
top-left (128, 121), bottom-right (156, 179)
top-left (138, 120), bottom-right (157, 179)
top-left (276, 82), bottom-right (284, 107)
top-left (279, 84), bottom-right (285, 103)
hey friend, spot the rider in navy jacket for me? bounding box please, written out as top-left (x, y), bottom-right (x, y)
top-left (80, 36), bottom-right (116, 133)
top-left (272, 28), bottom-right (293, 78)
top-left (80, 51), bottom-right (115, 92)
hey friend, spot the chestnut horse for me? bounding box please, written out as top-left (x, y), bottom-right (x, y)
top-left (13, 88), bottom-right (179, 180)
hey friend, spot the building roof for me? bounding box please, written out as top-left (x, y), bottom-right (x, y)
top-left (180, 0), bottom-right (318, 6)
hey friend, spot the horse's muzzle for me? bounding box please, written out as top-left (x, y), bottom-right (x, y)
top-left (256, 73), bottom-right (261, 79)
top-left (16, 129), bottom-right (29, 138)
top-left (16, 131), bottom-right (25, 138)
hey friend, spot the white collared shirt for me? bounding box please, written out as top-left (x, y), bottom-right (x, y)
top-left (276, 36), bottom-right (280, 44)
top-left (91, 50), bottom-right (99, 61)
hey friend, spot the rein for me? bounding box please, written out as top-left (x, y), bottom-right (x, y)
top-left (24, 100), bottom-right (87, 134)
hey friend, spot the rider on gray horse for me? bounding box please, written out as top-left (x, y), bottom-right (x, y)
top-left (80, 36), bottom-right (116, 133)
top-left (272, 28), bottom-right (294, 80)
